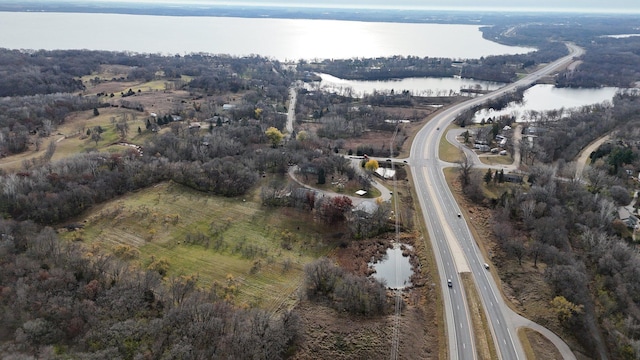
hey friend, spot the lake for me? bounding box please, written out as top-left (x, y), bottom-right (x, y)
top-left (473, 84), bottom-right (620, 122)
top-left (0, 11), bottom-right (534, 61)
top-left (311, 73), bottom-right (505, 97)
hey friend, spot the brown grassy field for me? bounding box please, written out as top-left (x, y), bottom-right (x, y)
top-left (62, 180), bottom-right (339, 311)
top-left (60, 177), bottom-right (440, 358)
top-left (0, 65), bottom-right (210, 171)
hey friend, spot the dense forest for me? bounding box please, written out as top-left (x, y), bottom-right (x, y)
top-left (0, 218), bottom-right (301, 358)
top-left (482, 15), bottom-right (640, 88)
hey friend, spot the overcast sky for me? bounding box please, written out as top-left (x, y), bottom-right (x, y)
top-left (77, 0), bottom-right (640, 13)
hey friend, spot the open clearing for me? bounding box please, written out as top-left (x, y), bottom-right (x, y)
top-left (62, 181), bottom-right (338, 311)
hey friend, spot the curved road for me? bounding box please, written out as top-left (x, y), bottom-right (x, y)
top-left (444, 126), bottom-right (522, 172)
top-left (410, 43), bottom-right (583, 360)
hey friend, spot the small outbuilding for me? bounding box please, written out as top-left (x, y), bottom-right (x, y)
top-left (375, 167), bottom-right (396, 179)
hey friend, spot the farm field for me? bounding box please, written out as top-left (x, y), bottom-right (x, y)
top-left (62, 180), bottom-right (341, 311)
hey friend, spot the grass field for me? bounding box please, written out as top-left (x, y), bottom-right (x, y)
top-left (478, 154), bottom-right (514, 166)
top-left (461, 272), bottom-right (497, 360)
top-left (51, 108), bottom-right (149, 160)
top-left (0, 107), bottom-right (150, 171)
top-left (63, 181), bottom-right (339, 311)
top-left (439, 126), bottom-right (464, 163)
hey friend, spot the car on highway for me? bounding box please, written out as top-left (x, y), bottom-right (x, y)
top-left (447, 279), bottom-right (452, 288)
top-left (483, 263), bottom-right (490, 270)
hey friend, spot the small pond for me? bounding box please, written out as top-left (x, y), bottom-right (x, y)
top-left (369, 243), bottom-right (413, 289)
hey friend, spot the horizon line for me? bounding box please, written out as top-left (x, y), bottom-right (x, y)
top-left (4, 0), bottom-right (640, 15)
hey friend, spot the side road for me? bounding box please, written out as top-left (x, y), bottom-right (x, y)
top-left (287, 164), bottom-right (393, 206)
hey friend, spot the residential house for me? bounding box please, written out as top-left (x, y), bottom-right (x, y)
top-left (618, 205), bottom-right (639, 229)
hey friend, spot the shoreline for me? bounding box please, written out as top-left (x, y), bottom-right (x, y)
top-left (0, 3), bottom-right (631, 24)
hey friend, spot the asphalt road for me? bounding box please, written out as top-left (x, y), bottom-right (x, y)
top-left (409, 43), bottom-right (583, 360)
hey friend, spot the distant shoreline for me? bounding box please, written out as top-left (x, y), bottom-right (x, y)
top-left (0, 2), bottom-right (633, 25)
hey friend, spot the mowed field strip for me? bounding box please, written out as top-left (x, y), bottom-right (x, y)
top-left (66, 181), bottom-right (337, 311)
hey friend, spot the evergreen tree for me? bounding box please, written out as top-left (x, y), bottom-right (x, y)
top-left (484, 168), bottom-right (493, 184)
top-left (317, 168), bottom-right (326, 185)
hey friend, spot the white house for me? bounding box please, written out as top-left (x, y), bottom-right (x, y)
top-left (375, 167), bottom-right (396, 179)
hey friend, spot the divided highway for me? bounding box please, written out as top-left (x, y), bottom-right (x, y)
top-left (409, 44), bottom-right (583, 359)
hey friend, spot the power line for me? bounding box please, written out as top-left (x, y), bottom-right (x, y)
top-left (389, 124), bottom-right (402, 360)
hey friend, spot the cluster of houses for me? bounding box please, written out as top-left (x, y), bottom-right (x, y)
top-left (147, 104), bottom-right (235, 132)
top-left (473, 127), bottom-right (510, 156)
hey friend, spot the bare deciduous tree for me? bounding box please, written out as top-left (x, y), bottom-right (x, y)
top-left (457, 152), bottom-right (474, 187)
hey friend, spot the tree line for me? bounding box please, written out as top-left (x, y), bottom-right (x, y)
top-left (0, 219), bottom-right (300, 359)
top-left (482, 15), bottom-right (640, 88)
top-left (0, 118), bottom-right (366, 225)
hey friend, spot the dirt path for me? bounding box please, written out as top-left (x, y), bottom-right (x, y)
top-left (286, 85), bottom-right (297, 135)
top-left (574, 134), bottom-right (610, 180)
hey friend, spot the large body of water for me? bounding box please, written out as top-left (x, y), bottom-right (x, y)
top-left (0, 12), bottom-right (534, 61)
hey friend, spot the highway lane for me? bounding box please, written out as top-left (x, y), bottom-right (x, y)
top-left (410, 43), bottom-right (582, 359)
top-left (413, 155), bottom-right (475, 359)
